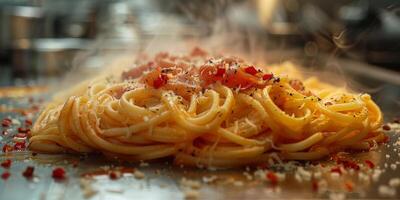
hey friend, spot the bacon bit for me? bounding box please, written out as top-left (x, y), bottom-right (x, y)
top-left (382, 124), bottom-right (391, 131)
top-left (2, 144), bottom-right (13, 153)
top-left (312, 180), bottom-right (319, 191)
top-left (393, 118), bottom-right (400, 123)
top-left (215, 68), bottom-right (226, 77)
top-left (14, 141), bottom-right (26, 151)
top-left (266, 171), bottom-right (278, 185)
top-left (330, 167), bottom-right (342, 175)
top-left (2, 118), bottom-right (12, 127)
top-left (1, 172), bottom-right (10, 180)
top-left (22, 166), bottom-right (35, 178)
top-left (153, 74), bottom-right (169, 89)
top-left (364, 160), bottom-right (375, 169)
top-left (109, 171), bottom-right (120, 180)
top-left (52, 167), bottom-right (66, 180)
top-left (244, 66), bottom-right (258, 75)
top-left (25, 119), bottom-right (32, 126)
top-left (262, 73), bottom-right (273, 80)
top-left (345, 181), bottom-right (354, 192)
top-left (1, 159), bottom-right (12, 168)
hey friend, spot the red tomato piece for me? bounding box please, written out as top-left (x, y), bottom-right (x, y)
top-left (52, 167), bottom-right (66, 180)
top-left (153, 74), bottom-right (169, 89)
top-left (215, 68), bottom-right (226, 77)
top-left (22, 166), bottom-right (35, 178)
top-left (266, 171), bottom-right (278, 184)
top-left (364, 160), bottom-right (375, 169)
top-left (263, 73), bottom-right (273, 80)
top-left (1, 172), bottom-right (10, 180)
top-left (244, 66), bottom-right (258, 75)
top-left (1, 159), bottom-right (11, 168)
top-left (14, 141), bottom-right (26, 151)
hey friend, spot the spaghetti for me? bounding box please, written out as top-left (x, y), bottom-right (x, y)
top-left (30, 48), bottom-right (385, 167)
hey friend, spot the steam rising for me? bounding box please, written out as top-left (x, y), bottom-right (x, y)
top-left (49, 0), bottom-right (397, 106)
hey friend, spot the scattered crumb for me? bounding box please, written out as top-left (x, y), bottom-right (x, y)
top-left (134, 170), bottom-right (145, 179)
top-left (329, 192), bottom-right (346, 200)
top-left (243, 172), bottom-right (253, 181)
top-left (233, 180), bottom-right (244, 187)
top-left (106, 188), bottom-right (124, 193)
top-left (317, 180), bottom-right (328, 194)
top-left (378, 185), bottom-right (396, 197)
top-left (181, 178), bottom-right (201, 200)
top-left (184, 190), bottom-right (199, 200)
top-left (181, 178), bottom-right (201, 189)
top-left (80, 178), bottom-right (98, 199)
top-left (139, 161), bottom-right (149, 167)
top-left (390, 164), bottom-right (397, 170)
top-left (11, 118), bottom-right (21, 126)
top-left (372, 169), bottom-right (383, 182)
top-left (313, 171), bottom-right (322, 179)
top-left (389, 178), bottom-right (400, 187)
top-left (202, 175), bottom-right (218, 184)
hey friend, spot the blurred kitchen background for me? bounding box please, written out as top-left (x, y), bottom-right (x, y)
top-left (0, 0), bottom-right (399, 87)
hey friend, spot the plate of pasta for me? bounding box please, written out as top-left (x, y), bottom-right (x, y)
top-left (29, 47), bottom-right (386, 168)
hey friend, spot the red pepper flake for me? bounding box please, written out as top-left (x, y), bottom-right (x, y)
top-left (22, 166), bottom-right (35, 178)
top-left (262, 73), bottom-right (273, 80)
top-left (330, 167), bottom-right (342, 175)
top-left (364, 160), bottom-right (375, 169)
top-left (215, 68), bottom-right (226, 77)
top-left (31, 105), bottom-right (39, 111)
top-left (109, 171), bottom-right (120, 180)
top-left (345, 181), bottom-right (354, 192)
top-left (266, 171), bottom-right (278, 185)
top-left (257, 163), bottom-right (269, 169)
top-left (2, 118), bottom-right (12, 127)
top-left (383, 135), bottom-right (390, 143)
top-left (2, 144), bottom-right (13, 153)
top-left (71, 160), bottom-right (79, 168)
top-left (153, 74), bottom-right (169, 89)
top-left (14, 141), bottom-right (26, 151)
top-left (25, 119), bottom-right (32, 126)
top-left (1, 159), bottom-right (12, 168)
top-left (244, 66), bottom-right (258, 75)
top-left (382, 124), bottom-right (391, 131)
top-left (52, 167), bottom-right (66, 180)
top-left (14, 133), bottom-right (27, 139)
top-left (17, 127), bottom-right (30, 133)
top-left (312, 180), bottom-right (319, 191)
top-left (1, 172), bottom-right (10, 180)
top-left (337, 159), bottom-right (360, 171)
